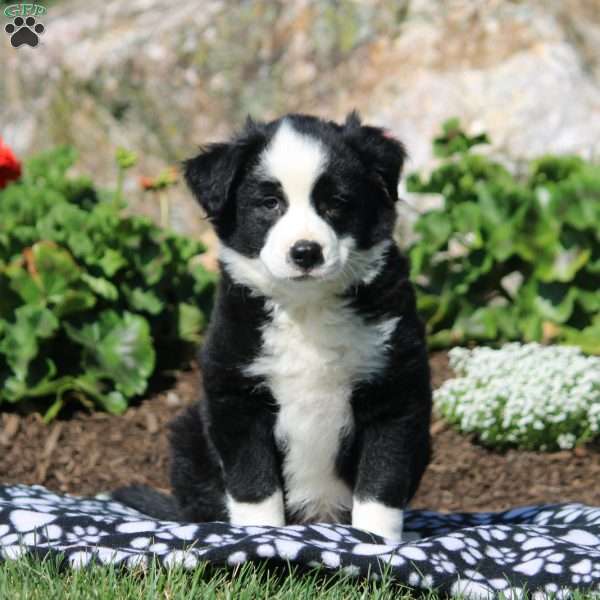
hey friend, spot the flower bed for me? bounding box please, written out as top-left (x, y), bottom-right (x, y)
top-left (435, 343), bottom-right (600, 450)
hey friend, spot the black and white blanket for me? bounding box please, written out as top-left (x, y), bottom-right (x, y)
top-left (1, 485), bottom-right (600, 597)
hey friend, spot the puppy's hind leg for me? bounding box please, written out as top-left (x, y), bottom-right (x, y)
top-left (169, 404), bottom-right (228, 522)
top-left (112, 404), bottom-right (226, 522)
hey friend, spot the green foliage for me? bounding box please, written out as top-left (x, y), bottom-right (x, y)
top-left (0, 147), bottom-right (215, 419)
top-left (408, 120), bottom-right (600, 353)
top-left (432, 117), bottom-right (491, 158)
top-left (115, 147), bottom-right (138, 170)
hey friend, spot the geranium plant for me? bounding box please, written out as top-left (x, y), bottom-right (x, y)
top-left (0, 146), bottom-right (215, 420)
top-left (408, 120), bottom-right (600, 354)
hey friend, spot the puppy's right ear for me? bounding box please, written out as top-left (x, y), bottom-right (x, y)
top-left (183, 143), bottom-right (239, 220)
top-left (184, 120), bottom-right (265, 220)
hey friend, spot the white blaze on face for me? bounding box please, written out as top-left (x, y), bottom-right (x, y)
top-left (257, 121), bottom-right (350, 280)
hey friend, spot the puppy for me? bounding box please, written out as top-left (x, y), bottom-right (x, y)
top-left (115, 113), bottom-right (432, 541)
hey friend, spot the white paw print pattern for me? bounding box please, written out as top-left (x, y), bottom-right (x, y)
top-left (429, 550), bottom-right (457, 575)
top-left (569, 558), bottom-right (600, 586)
top-left (484, 544), bottom-right (518, 565)
top-left (65, 525), bottom-right (105, 545)
top-left (3, 487), bottom-right (600, 597)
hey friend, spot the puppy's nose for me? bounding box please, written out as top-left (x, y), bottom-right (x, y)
top-left (289, 240), bottom-right (324, 270)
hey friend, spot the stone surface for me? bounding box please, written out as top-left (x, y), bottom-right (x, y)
top-left (1, 0), bottom-right (599, 245)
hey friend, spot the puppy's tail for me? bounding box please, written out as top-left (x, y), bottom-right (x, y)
top-left (111, 485), bottom-right (182, 521)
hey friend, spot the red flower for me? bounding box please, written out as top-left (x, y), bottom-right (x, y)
top-left (0, 137), bottom-right (22, 189)
top-left (138, 167), bottom-right (178, 191)
top-left (139, 176), bottom-right (155, 191)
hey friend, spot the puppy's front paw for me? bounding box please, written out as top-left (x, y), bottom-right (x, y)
top-left (351, 498), bottom-right (404, 542)
top-left (227, 490), bottom-right (285, 527)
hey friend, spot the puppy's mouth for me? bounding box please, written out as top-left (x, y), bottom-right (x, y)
top-left (259, 256), bottom-right (346, 284)
top-left (288, 268), bottom-right (343, 283)
top-left (289, 273), bottom-right (316, 282)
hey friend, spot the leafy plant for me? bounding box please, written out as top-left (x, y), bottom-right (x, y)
top-left (408, 120), bottom-right (600, 353)
top-left (0, 146), bottom-right (215, 420)
top-left (435, 344), bottom-right (600, 451)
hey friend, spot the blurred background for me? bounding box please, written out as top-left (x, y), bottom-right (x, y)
top-left (3, 0), bottom-right (600, 252)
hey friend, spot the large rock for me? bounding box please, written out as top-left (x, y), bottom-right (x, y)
top-left (2, 0), bottom-right (599, 247)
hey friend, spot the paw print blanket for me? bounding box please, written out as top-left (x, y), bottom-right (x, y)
top-left (1, 485), bottom-right (599, 597)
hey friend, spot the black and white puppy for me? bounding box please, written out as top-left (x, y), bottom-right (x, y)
top-left (116, 113), bottom-right (432, 541)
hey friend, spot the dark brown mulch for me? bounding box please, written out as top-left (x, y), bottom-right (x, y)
top-left (1, 352), bottom-right (600, 513)
top-left (0, 366), bottom-right (201, 496)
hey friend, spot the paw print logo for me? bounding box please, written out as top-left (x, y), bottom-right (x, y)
top-left (5, 16), bottom-right (45, 48)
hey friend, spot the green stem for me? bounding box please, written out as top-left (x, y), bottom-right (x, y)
top-left (159, 191), bottom-right (170, 228)
top-left (115, 167), bottom-right (124, 209)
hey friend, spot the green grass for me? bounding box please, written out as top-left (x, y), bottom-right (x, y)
top-left (3, 556), bottom-right (600, 599)
top-left (0, 556), bottom-right (426, 600)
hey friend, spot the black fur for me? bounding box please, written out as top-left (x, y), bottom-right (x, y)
top-left (115, 113), bottom-right (431, 530)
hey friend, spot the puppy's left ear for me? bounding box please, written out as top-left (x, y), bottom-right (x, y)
top-left (342, 111), bottom-right (406, 203)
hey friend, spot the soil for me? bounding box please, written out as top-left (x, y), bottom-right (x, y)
top-left (2, 353), bottom-right (600, 513)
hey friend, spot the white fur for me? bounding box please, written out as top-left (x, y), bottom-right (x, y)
top-left (352, 498), bottom-right (404, 541)
top-left (257, 121), bottom-right (348, 280)
top-left (226, 490), bottom-right (285, 527)
top-left (219, 239), bottom-right (392, 305)
top-left (244, 295), bottom-right (400, 523)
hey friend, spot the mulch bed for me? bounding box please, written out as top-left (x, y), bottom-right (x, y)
top-left (1, 353), bottom-right (599, 512)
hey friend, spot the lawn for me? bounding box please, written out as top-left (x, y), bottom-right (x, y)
top-left (0, 557), bottom-right (426, 600)
top-left (4, 557), bottom-right (600, 599)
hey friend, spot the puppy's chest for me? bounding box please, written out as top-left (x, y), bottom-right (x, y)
top-left (245, 299), bottom-right (399, 520)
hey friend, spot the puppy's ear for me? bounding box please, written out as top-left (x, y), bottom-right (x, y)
top-left (342, 110), bottom-right (406, 202)
top-left (184, 119), bottom-right (265, 219)
top-left (184, 143), bottom-right (239, 219)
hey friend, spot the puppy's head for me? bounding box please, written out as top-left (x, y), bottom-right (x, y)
top-left (185, 112), bottom-right (405, 298)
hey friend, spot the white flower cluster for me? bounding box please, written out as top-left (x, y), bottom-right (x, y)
top-left (434, 343), bottom-right (600, 450)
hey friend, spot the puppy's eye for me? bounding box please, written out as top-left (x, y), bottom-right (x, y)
top-left (324, 195), bottom-right (349, 217)
top-left (333, 194), bottom-right (349, 205)
top-left (260, 196), bottom-right (281, 210)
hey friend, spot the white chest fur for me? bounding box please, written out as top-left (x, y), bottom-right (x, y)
top-left (244, 296), bottom-right (399, 523)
